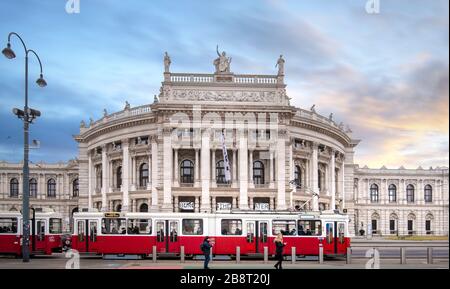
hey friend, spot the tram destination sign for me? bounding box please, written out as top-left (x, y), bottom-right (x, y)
top-left (254, 203), bottom-right (269, 211)
top-left (179, 201), bottom-right (194, 210)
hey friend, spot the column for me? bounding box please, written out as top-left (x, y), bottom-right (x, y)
top-left (109, 159), bottom-right (114, 193)
top-left (151, 138), bottom-right (159, 210)
top-left (248, 150), bottom-right (254, 188)
top-left (418, 179), bottom-right (424, 205)
top-left (270, 197), bottom-right (274, 210)
top-left (211, 196), bottom-right (216, 213)
top-left (330, 150), bottom-right (336, 210)
top-left (121, 140), bottom-right (130, 212)
top-left (269, 151), bottom-right (274, 188)
top-left (232, 197), bottom-right (237, 209)
top-left (131, 156), bottom-right (137, 191)
top-left (162, 129), bottom-right (173, 211)
top-left (211, 149), bottom-right (216, 187)
top-left (174, 196), bottom-right (179, 212)
top-left (276, 131), bottom-right (286, 210)
top-left (88, 152), bottom-right (93, 209)
top-left (132, 199), bottom-right (136, 212)
top-left (109, 200), bottom-right (113, 211)
top-left (249, 197), bottom-right (254, 210)
top-left (238, 131), bottom-right (249, 210)
top-left (341, 162), bottom-right (345, 209)
top-left (311, 143), bottom-right (319, 211)
top-left (194, 149), bottom-right (200, 187)
top-left (195, 197), bottom-right (200, 213)
top-left (200, 129), bottom-right (211, 212)
top-left (101, 145), bottom-right (108, 211)
top-left (173, 148), bottom-right (179, 186)
top-left (232, 149), bottom-right (237, 188)
top-left (147, 154), bottom-right (152, 190)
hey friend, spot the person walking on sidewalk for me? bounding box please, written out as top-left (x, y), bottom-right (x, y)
top-left (274, 233), bottom-right (286, 269)
top-left (201, 236), bottom-right (213, 269)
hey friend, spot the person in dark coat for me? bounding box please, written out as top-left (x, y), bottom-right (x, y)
top-left (273, 233), bottom-right (286, 269)
top-left (201, 236), bottom-right (213, 269)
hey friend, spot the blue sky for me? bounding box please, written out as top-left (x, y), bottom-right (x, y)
top-left (0, 0), bottom-right (448, 168)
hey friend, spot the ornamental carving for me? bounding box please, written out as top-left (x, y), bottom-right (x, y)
top-left (166, 89), bottom-right (286, 104)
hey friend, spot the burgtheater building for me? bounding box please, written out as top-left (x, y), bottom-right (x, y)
top-left (0, 52), bottom-right (448, 236)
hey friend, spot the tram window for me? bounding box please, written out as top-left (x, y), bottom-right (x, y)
top-left (0, 218), bottom-right (18, 234)
top-left (272, 220), bottom-right (296, 235)
top-left (297, 220), bottom-right (322, 236)
top-left (101, 218), bottom-right (127, 234)
top-left (221, 219), bottom-right (243, 235)
top-left (77, 220), bottom-right (85, 241)
top-left (127, 219), bottom-right (152, 234)
top-left (338, 223), bottom-right (345, 244)
top-left (182, 219), bottom-right (203, 235)
top-left (326, 223), bottom-right (333, 244)
top-left (49, 218), bottom-right (62, 234)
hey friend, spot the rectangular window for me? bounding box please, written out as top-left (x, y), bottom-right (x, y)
top-left (182, 219), bottom-right (203, 235)
top-left (297, 220), bottom-right (322, 236)
top-left (0, 218), bottom-right (18, 234)
top-left (389, 220), bottom-right (396, 234)
top-left (221, 219), bottom-right (242, 235)
top-left (407, 220), bottom-right (413, 235)
top-left (371, 220), bottom-right (377, 234)
top-left (49, 218), bottom-right (62, 234)
top-left (425, 220), bottom-right (431, 234)
top-left (272, 220), bottom-right (296, 235)
top-left (127, 219), bottom-right (152, 234)
top-left (77, 220), bottom-right (85, 241)
top-left (101, 218), bottom-right (127, 234)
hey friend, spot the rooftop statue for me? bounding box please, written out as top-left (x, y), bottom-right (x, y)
top-left (164, 52), bottom-right (171, 73)
top-left (214, 45), bottom-right (232, 73)
top-left (275, 54), bottom-right (285, 76)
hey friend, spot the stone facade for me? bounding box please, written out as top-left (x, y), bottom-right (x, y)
top-left (0, 54), bottom-right (448, 236)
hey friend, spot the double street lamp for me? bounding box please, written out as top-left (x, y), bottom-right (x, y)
top-left (2, 32), bottom-right (47, 262)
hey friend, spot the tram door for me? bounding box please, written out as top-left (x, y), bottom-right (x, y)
top-left (76, 219), bottom-right (99, 253)
top-left (245, 221), bottom-right (268, 254)
top-left (324, 222), bottom-right (336, 255)
top-left (34, 219), bottom-right (47, 252)
top-left (335, 222), bottom-right (347, 254)
top-left (156, 220), bottom-right (180, 253)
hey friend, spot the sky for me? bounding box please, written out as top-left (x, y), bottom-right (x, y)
top-left (0, 0), bottom-right (448, 169)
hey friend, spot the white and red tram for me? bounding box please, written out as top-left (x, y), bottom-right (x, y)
top-left (0, 209), bottom-right (64, 256)
top-left (71, 211), bottom-right (350, 257)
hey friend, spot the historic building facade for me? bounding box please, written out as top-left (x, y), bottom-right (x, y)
top-left (0, 52), bottom-right (448, 236)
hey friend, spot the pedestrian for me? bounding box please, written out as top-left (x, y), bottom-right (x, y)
top-left (273, 233), bottom-right (286, 269)
top-left (201, 236), bottom-right (213, 269)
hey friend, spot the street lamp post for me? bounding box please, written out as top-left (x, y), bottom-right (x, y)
top-left (2, 32), bottom-right (47, 262)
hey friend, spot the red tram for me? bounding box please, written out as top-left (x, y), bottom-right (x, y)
top-left (71, 211), bottom-right (350, 257)
top-left (0, 210), bottom-right (64, 256)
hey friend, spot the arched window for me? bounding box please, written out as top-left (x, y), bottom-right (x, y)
top-left (388, 184), bottom-right (397, 203)
top-left (10, 178), bottom-right (19, 198)
top-left (424, 185), bottom-right (432, 203)
top-left (216, 160), bottom-right (226, 184)
top-left (72, 179), bottom-right (79, 197)
top-left (47, 179), bottom-right (56, 198)
top-left (370, 184), bottom-right (379, 203)
top-left (139, 203), bottom-right (148, 212)
top-left (406, 184), bottom-right (415, 203)
top-left (29, 178), bottom-right (37, 197)
top-left (139, 163), bottom-right (149, 188)
top-left (116, 166), bottom-right (122, 188)
top-left (294, 165), bottom-right (302, 188)
top-left (180, 160), bottom-right (194, 184)
top-left (253, 161), bottom-right (265, 185)
top-left (116, 204), bottom-right (122, 212)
